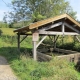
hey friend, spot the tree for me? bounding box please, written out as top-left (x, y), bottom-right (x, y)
top-left (4, 0), bottom-right (77, 25)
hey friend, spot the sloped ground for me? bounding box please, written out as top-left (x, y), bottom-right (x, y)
top-left (0, 56), bottom-right (17, 80)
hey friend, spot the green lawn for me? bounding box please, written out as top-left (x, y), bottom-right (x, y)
top-left (0, 28), bottom-right (16, 36)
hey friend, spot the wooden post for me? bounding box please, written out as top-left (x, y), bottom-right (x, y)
top-left (62, 22), bottom-right (65, 52)
top-left (74, 35), bottom-right (76, 43)
top-left (33, 41), bottom-right (37, 60)
top-left (54, 35), bottom-right (56, 49)
top-left (32, 32), bottom-right (39, 60)
top-left (17, 33), bottom-right (20, 50)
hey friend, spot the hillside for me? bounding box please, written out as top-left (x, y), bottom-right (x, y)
top-left (0, 28), bottom-right (15, 36)
top-left (0, 28), bottom-right (80, 80)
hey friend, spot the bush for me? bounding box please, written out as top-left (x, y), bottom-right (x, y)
top-left (10, 56), bottom-right (80, 80)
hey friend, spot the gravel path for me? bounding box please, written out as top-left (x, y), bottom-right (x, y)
top-left (0, 56), bottom-right (18, 80)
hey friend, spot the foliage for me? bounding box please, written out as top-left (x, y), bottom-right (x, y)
top-left (0, 21), bottom-right (9, 28)
top-left (4, 0), bottom-right (77, 25)
top-left (0, 28), bottom-right (80, 79)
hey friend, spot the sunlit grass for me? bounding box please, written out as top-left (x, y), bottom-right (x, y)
top-left (0, 28), bottom-right (16, 36)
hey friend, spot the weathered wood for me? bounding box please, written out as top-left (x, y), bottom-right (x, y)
top-left (54, 35), bottom-right (56, 49)
top-left (37, 48), bottom-right (80, 64)
top-left (54, 48), bottom-right (78, 54)
top-left (64, 22), bottom-right (80, 33)
top-left (37, 51), bottom-right (52, 61)
top-left (33, 41), bottom-right (37, 60)
top-left (75, 36), bottom-right (80, 42)
top-left (20, 35), bottom-right (28, 43)
top-left (14, 14), bottom-right (80, 35)
top-left (32, 32), bottom-right (39, 41)
top-left (29, 14), bottom-right (80, 29)
top-left (57, 53), bottom-right (80, 63)
top-left (36, 36), bottom-right (47, 48)
top-left (62, 23), bottom-right (65, 36)
top-left (38, 22), bottom-right (62, 31)
top-left (39, 30), bottom-right (79, 35)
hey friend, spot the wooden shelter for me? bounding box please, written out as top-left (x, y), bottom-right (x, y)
top-left (14, 14), bottom-right (80, 60)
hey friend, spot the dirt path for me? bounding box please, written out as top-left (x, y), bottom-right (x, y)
top-left (0, 56), bottom-right (18, 80)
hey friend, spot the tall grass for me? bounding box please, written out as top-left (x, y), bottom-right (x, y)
top-left (10, 55), bottom-right (80, 80)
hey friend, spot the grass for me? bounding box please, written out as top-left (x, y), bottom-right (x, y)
top-left (0, 28), bottom-right (80, 80)
top-left (0, 28), bottom-right (15, 36)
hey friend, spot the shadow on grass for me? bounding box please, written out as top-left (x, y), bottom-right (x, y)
top-left (0, 47), bottom-right (32, 65)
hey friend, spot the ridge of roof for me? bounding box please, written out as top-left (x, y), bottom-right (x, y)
top-left (29, 14), bottom-right (67, 29)
top-left (14, 13), bottom-right (80, 32)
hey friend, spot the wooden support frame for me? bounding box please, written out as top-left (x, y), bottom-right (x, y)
top-left (54, 35), bottom-right (56, 49)
top-left (39, 30), bottom-right (79, 35)
top-left (33, 41), bottom-right (37, 60)
top-left (20, 35), bottom-right (28, 43)
top-left (32, 32), bottom-right (39, 60)
top-left (64, 22), bottom-right (80, 33)
top-left (36, 36), bottom-right (47, 48)
top-left (38, 22), bottom-right (62, 31)
top-left (62, 22), bottom-right (65, 36)
top-left (17, 33), bottom-right (28, 50)
top-left (75, 36), bottom-right (80, 42)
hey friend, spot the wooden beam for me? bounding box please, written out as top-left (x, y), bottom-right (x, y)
top-left (75, 36), bottom-right (80, 42)
top-left (39, 30), bottom-right (79, 35)
top-left (33, 41), bottom-right (37, 60)
top-left (20, 35), bottom-right (28, 43)
top-left (38, 22), bottom-right (62, 31)
top-left (36, 36), bottom-right (47, 48)
top-left (54, 35), bottom-right (56, 49)
top-left (62, 23), bottom-right (65, 36)
top-left (32, 32), bottom-right (39, 60)
top-left (64, 22), bottom-right (80, 33)
top-left (54, 48), bottom-right (79, 54)
top-left (20, 33), bottom-right (32, 35)
top-left (37, 51), bottom-right (52, 61)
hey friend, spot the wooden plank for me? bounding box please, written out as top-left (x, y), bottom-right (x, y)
top-left (32, 32), bottom-right (39, 41)
top-left (36, 36), bottom-right (47, 48)
top-left (33, 41), bottom-right (37, 60)
top-left (54, 48), bottom-right (78, 54)
top-left (54, 35), bottom-right (56, 49)
top-left (39, 30), bottom-right (79, 35)
top-left (37, 51), bottom-right (52, 61)
top-left (38, 22), bottom-right (62, 31)
top-left (14, 14), bottom-right (80, 33)
top-left (64, 22), bottom-right (80, 33)
top-left (62, 23), bottom-right (65, 36)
